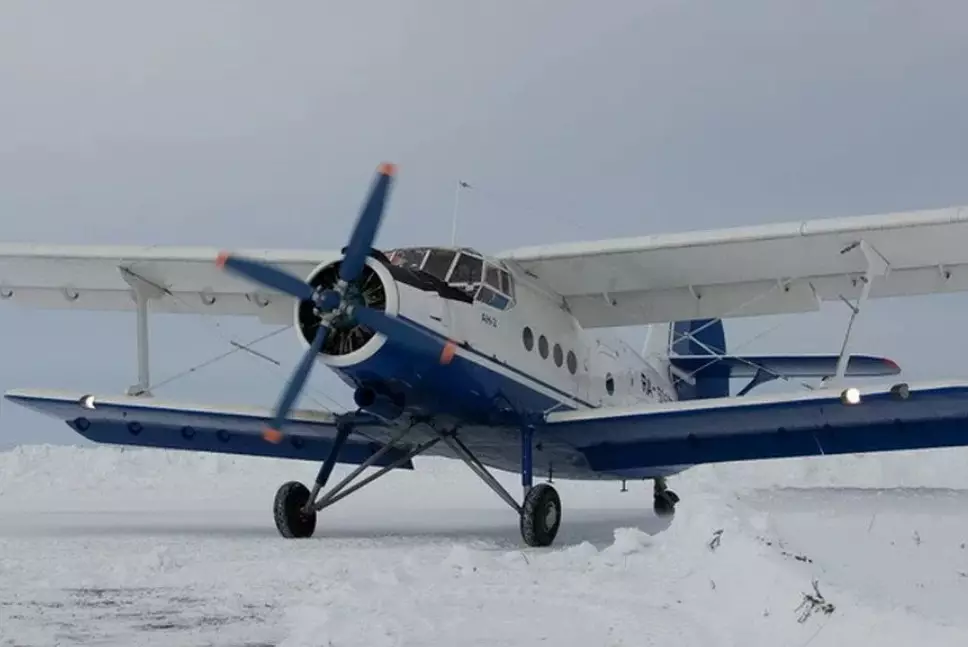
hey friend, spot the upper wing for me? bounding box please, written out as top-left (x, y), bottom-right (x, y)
top-left (3, 388), bottom-right (412, 468)
top-left (0, 244), bottom-right (339, 323)
top-left (538, 381), bottom-right (968, 477)
top-left (499, 206), bottom-right (968, 327)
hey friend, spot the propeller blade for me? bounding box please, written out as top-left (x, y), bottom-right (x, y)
top-left (262, 321), bottom-right (329, 443)
top-left (339, 162), bottom-right (396, 285)
top-left (215, 252), bottom-right (313, 301)
top-left (351, 306), bottom-right (457, 365)
top-left (217, 253), bottom-right (316, 302)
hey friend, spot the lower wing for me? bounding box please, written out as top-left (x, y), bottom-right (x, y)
top-left (540, 381), bottom-right (968, 477)
top-left (4, 389), bottom-right (412, 468)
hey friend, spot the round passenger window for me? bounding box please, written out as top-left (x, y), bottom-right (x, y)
top-left (553, 343), bottom-right (563, 367)
top-left (522, 327), bottom-right (534, 351)
top-left (605, 373), bottom-right (615, 395)
top-left (538, 335), bottom-right (549, 359)
top-left (567, 351), bottom-right (577, 374)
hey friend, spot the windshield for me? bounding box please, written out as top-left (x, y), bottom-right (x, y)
top-left (384, 246), bottom-right (515, 309)
top-left (422, 249), bottom-right (456, 280)
top-left (387, 248), bottom-right (427, 268)
top-left (449, 252), bottom-right (484, 286)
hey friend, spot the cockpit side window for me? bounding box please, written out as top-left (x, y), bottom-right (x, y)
top-left (485, 265), bottom-right (501, 290)
top-left (500, 270), bottom-right (513, 298)
top-left (448, 252), bottom-right (484, 286)
top-left (475, 262), bottom-right (515, 311)
top-left (476, 285), bottom-right (510, 310)
top-left (422, 249), bottom-right (456, 280)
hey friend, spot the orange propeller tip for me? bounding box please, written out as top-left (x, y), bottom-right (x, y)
top-left (440, 340), bottom-right (457, 365)
top-left (378, 162), bottom-right (397, 177)
top-left (262, 427), bottom-right (283, 444)
top-left (215, 251), bottom-right (230, 268)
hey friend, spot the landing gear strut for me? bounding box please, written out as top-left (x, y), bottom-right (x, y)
top-left (653, 476), bottom-right (679, 517)
top-left (271, 422), bottom-right (563, 548)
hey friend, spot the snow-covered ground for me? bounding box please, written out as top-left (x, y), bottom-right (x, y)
top-left (2, 445), bottom-right (968, 646)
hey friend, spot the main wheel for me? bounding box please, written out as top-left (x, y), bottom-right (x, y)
top-left (520, 483), bottom-right (562, 547)
top-left (653, 489), bottom-right (679, 518)
top-left (273, 481), bottom-right (317, 538)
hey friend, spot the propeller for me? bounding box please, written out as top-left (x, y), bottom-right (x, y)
top-left (216, 162), bottom-right (450, 444)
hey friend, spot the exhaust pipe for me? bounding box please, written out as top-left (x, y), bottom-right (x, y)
top-left (353, 386), bottom-right (405, 421)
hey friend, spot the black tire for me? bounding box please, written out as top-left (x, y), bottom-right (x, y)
top-left (520, 483), bottom-right (562, 547)
top-left (273, 481), bottom-right (317, 539)
top-left (653, 489), bottom-right (678, 518)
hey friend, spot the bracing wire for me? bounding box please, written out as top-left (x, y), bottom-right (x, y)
top-left (122, 268), bottom-right (347, 413)
top-left (147, 325), bottom-right (292, 392)
top-left (663, 281), bottom-right (820, 393)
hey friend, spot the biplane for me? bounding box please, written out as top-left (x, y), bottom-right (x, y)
top-left (4, 162), bottom-right (968, 547)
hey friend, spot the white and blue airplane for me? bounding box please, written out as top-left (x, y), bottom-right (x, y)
top-left (3, 162), bottom-right (968, 547)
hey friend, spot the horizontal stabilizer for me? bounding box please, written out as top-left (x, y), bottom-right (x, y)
top-left (3, 389), bottom-right (412, 468)
top-left (668, 354), bottom-right (900, 379)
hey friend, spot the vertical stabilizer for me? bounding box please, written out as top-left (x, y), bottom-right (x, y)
top-left (670, 319), bottom-right (729, 400)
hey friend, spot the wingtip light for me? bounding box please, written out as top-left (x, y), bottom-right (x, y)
top-left (378, 162), bottom-right (397, 177)
top-left (215, 251), bottom-right (230, 269)
top-left (841, 387), bottom-right (862, 405)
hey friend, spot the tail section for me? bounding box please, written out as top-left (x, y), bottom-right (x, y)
top-left (665, 318), bottom-right (900, 400)
top-left (669, 319), bottom-right (729, 400)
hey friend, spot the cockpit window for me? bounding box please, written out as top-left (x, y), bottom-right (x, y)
top-left (476, 285), bottom-right (510, 310)
top-left (422, 249), bottom-right (456, 280)
top-left (384, 246), bottom-right (515, 310)
top-left (475, 262), bottom-right (514, 311)
top-left (500, 271), bottom-right (514, 298)
top-left (484, 265), bottom-right (501, 290)
top-left (449, 252), bottom-right (483, 286)
top-left (388, 248), bottom-right (427, 268)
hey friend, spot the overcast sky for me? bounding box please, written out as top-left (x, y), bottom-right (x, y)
top-left (2, 1), bottom-right (968, 447)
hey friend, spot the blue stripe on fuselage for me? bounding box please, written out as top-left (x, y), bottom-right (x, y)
top-left (333, 316), bottom-right (594, 424)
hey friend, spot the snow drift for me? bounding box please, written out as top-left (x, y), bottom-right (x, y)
top-left (2, 443), bottom-right (968, 646)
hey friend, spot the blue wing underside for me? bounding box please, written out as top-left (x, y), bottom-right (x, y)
top-left (8, 383), bottom-right (968, 482)
top-left (4, 390), bottom-right (414, 468)
top-left (540, 382), bottom-right (968, 479)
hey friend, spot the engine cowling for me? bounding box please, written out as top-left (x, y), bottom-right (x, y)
top-left (294, 255), bottom-right (399, 366)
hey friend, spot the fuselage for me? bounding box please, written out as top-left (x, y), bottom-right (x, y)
top-left (292, 247), bottom-right (682, 479)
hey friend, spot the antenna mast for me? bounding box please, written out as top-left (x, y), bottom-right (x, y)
top-left (451, 180), bottom-right (472, 246)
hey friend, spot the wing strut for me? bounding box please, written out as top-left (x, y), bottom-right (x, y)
top-left (832, 240), bottom-right (889, 383)
top-left (119, 267), bottom-right (167, 396)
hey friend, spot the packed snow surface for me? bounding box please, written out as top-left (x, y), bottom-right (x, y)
top-left (3, 444), bottom-right (968, 646)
